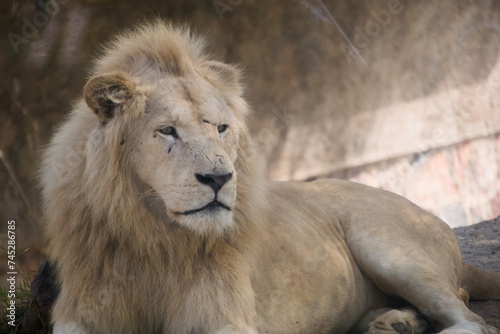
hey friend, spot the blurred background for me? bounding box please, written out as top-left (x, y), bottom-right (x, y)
top-left (1, 0), bottom-right (500, 279)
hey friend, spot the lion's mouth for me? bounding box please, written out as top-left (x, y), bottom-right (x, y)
top-left (180, 200), bottom-right (231, 215)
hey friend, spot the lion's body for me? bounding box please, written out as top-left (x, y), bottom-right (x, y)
top-left (252, 179), bottom-right (463, 333)
top-left (40, 22), bottom-right (500, 334)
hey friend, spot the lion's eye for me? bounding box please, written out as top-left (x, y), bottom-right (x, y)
top-left (217, 124), bottom-right (228, 133)
top-left (158, 126), bottom-right (178, 138)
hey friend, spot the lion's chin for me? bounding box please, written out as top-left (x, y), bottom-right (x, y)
top-left (177, 209), bottom-right (235, 237)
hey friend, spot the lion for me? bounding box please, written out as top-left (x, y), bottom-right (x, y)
top-left (39, 21), bottom-right (500, 334)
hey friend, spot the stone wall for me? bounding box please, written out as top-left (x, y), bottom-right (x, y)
top-left (328, 134), bottom-right (500, 227)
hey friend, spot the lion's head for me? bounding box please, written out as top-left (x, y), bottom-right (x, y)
top-left (87, 23), bottom-right (257, 237)
top-left (42, 22), bottom-right (261, 242)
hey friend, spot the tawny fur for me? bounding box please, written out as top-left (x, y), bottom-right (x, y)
top-left (40, 21), bottom-right (500, 334)
top-left (41, 22), bottom-right (263, 333)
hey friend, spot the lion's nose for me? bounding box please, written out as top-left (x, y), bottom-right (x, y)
top-left (195, 172), bottom-right (233, 193)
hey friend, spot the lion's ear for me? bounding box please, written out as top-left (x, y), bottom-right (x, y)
top-left (83, 74), bottom-right (136, 124)
top-left (206, 60), bottom-right (243, 96)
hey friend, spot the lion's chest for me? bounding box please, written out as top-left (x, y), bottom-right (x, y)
top-left (146, 256), bottom-right (257, 333)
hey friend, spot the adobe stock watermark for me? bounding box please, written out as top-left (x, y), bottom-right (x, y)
top-left (7, 0), bottom-right (70, 54)
top-left (6, 220), bottom-right (17, 327)
top-left (340, 0), bottom-right (406, 64)
top-left (212, 0), bottom-right (244, 21)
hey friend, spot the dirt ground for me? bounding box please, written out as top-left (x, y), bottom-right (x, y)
top-left (454, 216), bottom-right (500, 329)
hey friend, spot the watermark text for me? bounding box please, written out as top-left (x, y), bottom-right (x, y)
top-left (6, 220), bottom-right (17, 326)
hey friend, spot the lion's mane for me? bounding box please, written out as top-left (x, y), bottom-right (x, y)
top-left (39, 21), bottom-right (265, 332)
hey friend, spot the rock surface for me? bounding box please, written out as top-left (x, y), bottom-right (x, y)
top-left (455, 216), bottom-right (500, 330)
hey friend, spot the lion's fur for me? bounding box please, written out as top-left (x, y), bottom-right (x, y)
top-left (40, 21), bottom-right (500, 334)
top-left (40, 21), bottom-right (265, 333)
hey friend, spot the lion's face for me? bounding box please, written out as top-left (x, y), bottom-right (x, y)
top-left (130, 76), bottom-right (241, 234)
top-left (84, 64), bottom-right (246, 236)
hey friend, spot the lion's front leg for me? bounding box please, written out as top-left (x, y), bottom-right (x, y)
top-left (51, 292), bottom-right (90, 334)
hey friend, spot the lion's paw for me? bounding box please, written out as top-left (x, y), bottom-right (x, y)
top-left (366, 308), bottom-right (426, 334)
